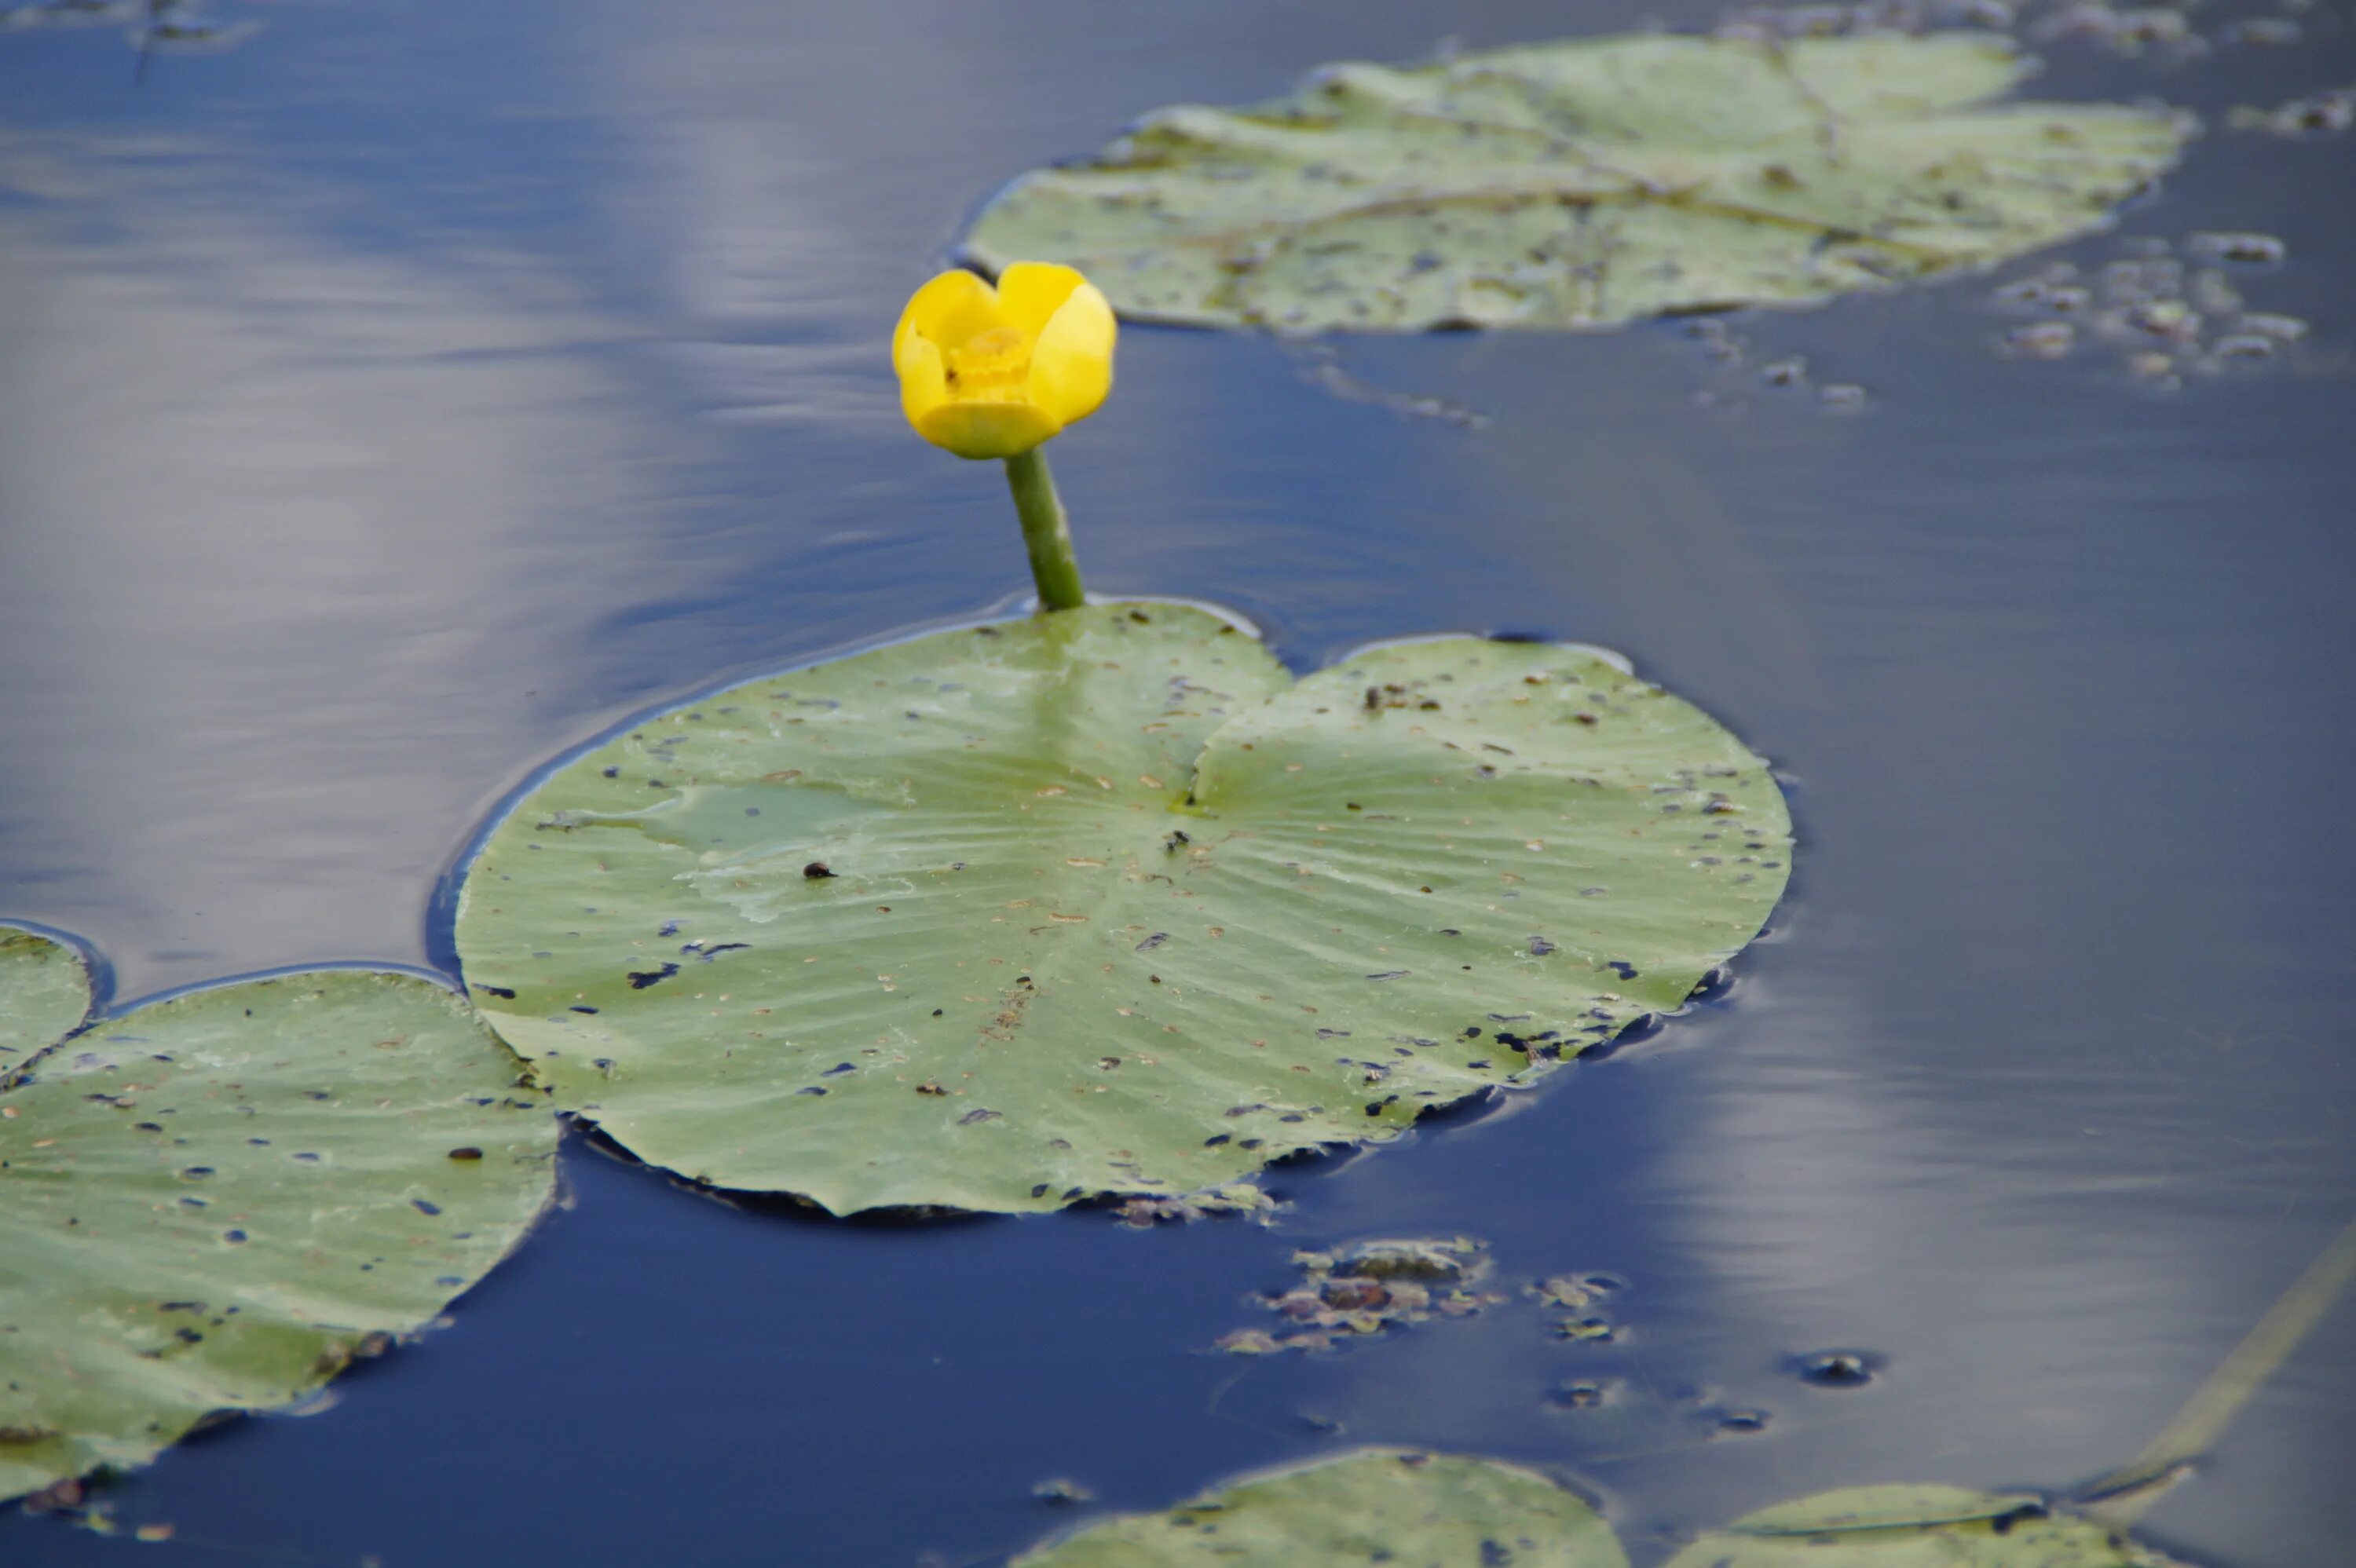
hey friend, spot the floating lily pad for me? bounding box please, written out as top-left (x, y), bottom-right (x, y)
top-left (960, 33), bottom-right (2186, 331)
top-left (0, 926), bottom-right (90, 1068)
top-left (0, 970), bottom-right (557, 1504)
top-left (452, 604), bottom-right (1787, 1215)
top-left (1662, 1486), bottom-right (2192, 1566)
top-left (1014, 1448), bottom-right (1627, 1568)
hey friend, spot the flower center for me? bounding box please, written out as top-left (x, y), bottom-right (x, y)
top-left (942, 327), bottom-right (1033, 400)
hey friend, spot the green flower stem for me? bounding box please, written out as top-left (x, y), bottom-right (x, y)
top-left (1002, 448), bottom-right (1086, 612)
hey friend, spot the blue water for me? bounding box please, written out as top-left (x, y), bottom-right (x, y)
top-left (3, 1), bottom-right (2352, 1563)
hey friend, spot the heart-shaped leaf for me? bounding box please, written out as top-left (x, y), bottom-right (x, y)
top-left (453, 605), bottom-right (1787, 1215)
top-left (1013, 1447), bottom-right (1628, 1567)
top-left (0, 927), bottom-right (90, 1070)
top-left (0, 970), bottom-right (556, 1504)
top-left (960, 33), bottom-right (2186, 331)
top-left (1661, 1486), bottom-right (2192, 1566)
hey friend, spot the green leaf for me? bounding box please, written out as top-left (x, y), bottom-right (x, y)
top-left (1663, 1486), bottom-right (2193, 1566)
top-left (960, 33), bottom-right (2186, 332)
top-left (453, 603), bottom-right (1788, 1215)
top-left (0, 970), bottom-right (557, 1504)
top-left (0, 927), bottom-right (91, 1069)
top-left (1013, 1448), bottom-right (1628, 1568)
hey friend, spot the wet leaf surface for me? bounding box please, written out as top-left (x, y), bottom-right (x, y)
top-left (452, 603), bottom-right (1789, 1215)
top-left (0, 926), bottom-right (90, 1069)
top-left (1013, 1447), bottom-right (1628, 1568)
top-left (960, 32), bottom-right (2185, 331)
top-left (0, 970), bottom-right (557, 1504)
top-left (1662, 1485), bottom-right (2193, 1566)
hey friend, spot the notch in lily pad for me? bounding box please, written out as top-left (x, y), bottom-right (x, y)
top-left (0, 925), bottom-right (93, 1073)
top-left (452, 607), bottom-right (1791, 1215)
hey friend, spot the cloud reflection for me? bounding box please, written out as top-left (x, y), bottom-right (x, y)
top-left (0, 134), bottom-right (692, 993)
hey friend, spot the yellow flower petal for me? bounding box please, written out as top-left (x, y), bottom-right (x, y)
top-left (896, 269), bottom-right (1004, 355)
top-left (916, 401), bottom-right (1063, 461)
top-left (994, 261), bottom-right (1087, 339)
top-left (1026, 280), bottom-right (1116, 428)
top-left (894, 322), bottom-right (949, 429)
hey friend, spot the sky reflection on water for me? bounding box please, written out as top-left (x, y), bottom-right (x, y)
top-left (2, 1), bottom-right (2352, 1564)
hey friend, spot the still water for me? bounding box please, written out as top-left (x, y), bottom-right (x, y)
top-left (2, 0), bottom-right (2352, 1563)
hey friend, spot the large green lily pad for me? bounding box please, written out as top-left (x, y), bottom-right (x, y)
top-left (1014, 1448), bottom-right (1628, 1567)
top-left (0, 927), bottom-right (90, 1069)
top-left (960, 33), bottom-right (2186, 331)
top-left (0, 970), bottom-right (557, 1504)
top-left (453, 604), bottom-right (1788, 1215)
top-left (1662, 1486), bottom-right (2193, 1567)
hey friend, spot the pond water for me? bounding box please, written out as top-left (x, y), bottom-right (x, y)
top-left (3, 0), bottom-right (2352, 1563)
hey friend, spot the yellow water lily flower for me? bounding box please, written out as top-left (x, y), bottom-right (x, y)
top-left (893, 263), bottom-right (1116, 460)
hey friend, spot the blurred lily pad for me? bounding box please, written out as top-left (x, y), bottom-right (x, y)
top-left (0, 926), bottom-right (90, 1069)
top-left (0, 970), bottom-right (556, 1504)
top-left (1014, 1448), bottom-right (1627, 1568)
top-left (960, 32), bottom-right (2186, 331)
top-left (1663, 1486), bottom-right (2192, 1566)
top-left (452, 603), bottom-right (1788, 1215)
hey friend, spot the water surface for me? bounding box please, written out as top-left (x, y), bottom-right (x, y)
top-left (2, 2), bottom-right (2352, 1564)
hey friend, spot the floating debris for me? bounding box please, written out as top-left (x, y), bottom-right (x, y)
top-left (1115, 1182), bottom-right (1280, 1226)
top-left (1987, 235), bottom-right (2314, 384)
top-left (2003, 320), bottom-right (2076, 360)
top-left (1280, 341), bottom-right (1490, 429)
top-left (1674, 316), bottom-right (1869, 418)
top-left (1794, 1348), bottom-right (1883, 1387)
top-left (2186, 232), bottom-right (2288, 265)
top-left (2229, 86), bottom-right (2356, 138)
top-left (1216, 1237), bottom-right (1502, 1353)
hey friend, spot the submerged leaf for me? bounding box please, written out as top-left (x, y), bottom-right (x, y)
top-left (453, 604), bottom-right (1788, 1215)
top-left (960, 32), bottom-right (2186, 331)
top-left (1663, 1485), bottom-right (2193, 1566)
top-left (0, 926), bottom-right (90, 1069)
top-left (0, 970), bottom-right (556, 1504)
top-left (1014, 1448), bottom-right (1627, 1567)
